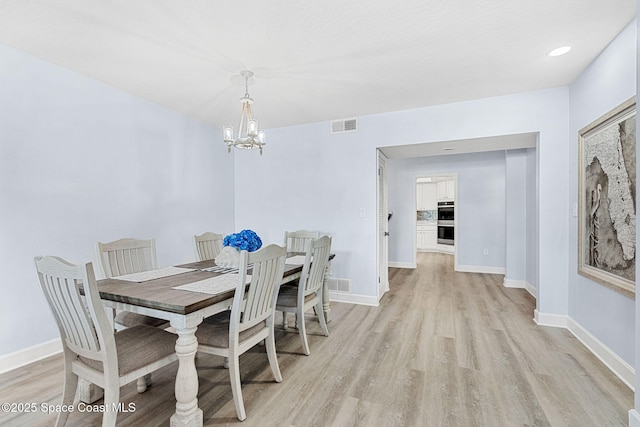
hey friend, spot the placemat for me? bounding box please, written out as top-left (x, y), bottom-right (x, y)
top-left (172, 274), bottom-right (252, 295)
top-left (286, 255), bottom-right (307, 265)
top-left (116, 266), bottom-right (196, 282)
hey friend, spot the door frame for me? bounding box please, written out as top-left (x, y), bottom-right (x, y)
top-left (377, 150), bottom-right (390, 301)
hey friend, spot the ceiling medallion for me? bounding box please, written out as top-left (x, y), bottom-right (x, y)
top-left (222, 70), bottom-right (266, 155)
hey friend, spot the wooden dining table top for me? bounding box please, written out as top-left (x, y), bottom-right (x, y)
top-left (96, 254), bottom-right (334, 316)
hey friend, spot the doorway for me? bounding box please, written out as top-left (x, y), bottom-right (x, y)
top-left (415, 175), bottom-right (457, 266)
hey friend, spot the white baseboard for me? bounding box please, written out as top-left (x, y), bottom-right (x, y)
top-left (524, 282), bottom-right (537, 298)
top-left (533, 310), bottom-right (568, 328)
top-left (329, 291), bottom-right (379, 307)
top-left (503, 278), bottom-right (537, 299)
top-left (456, 264), bottom-right (506, 275)
top-left (533, 311), bottom-right (634, 391)
top-left (0, 338), bottom-right (62, 374)
top-left (388, 261), bottom-right (416, 269)
top-left (504, 278), bottom-right (527, 288)
top-left (567, 317), bottom-right (634, 390)
top-left (629, 409), bottom-right (640, 427)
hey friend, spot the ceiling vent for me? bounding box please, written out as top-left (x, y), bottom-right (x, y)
top-left (331, 118), bottom-right (358, 134)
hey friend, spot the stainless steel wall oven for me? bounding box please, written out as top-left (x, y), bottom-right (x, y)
top-left (437, 201), bottom-right (454, 245)
top-left (437, 224), bottom-right (454, 245)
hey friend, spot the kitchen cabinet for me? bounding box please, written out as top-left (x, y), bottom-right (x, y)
top-left (416, 183), bottom-right (437, 210)
top-left (436, 180), bottom-right (455, 201)
top-left (417, 224), bottom-right (437, 251)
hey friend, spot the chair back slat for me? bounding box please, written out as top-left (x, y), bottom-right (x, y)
top-left (284, 230), bottom-right (319, 253)
top-left (233, 244), bottom-right (285, 330)
top-left (303, 236), bottom-right (332, 295)
top-left (35, 257), bottom-right (112, 360)
top-left (96, 238), bottom-right (157, 278)
top-left (49, 275), bottom-right (96, 352)
top-left (194, 232), bottom-right (224, 261)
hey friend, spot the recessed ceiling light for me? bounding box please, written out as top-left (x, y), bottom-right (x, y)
top-left (548, 46), bottom-right (572, 57)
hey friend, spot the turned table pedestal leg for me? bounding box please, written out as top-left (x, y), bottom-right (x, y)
top-left (170, 320), bottom-right (202, 427)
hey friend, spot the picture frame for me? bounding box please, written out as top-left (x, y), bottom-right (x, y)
top-left (578, 96), bottom-right (636, 297)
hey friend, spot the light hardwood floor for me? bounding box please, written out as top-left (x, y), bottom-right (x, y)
top-left (0, 253), bottom-right (632, 426)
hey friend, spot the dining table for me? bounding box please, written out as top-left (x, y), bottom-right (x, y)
top-left (92, 253), bottom-right (334, 427)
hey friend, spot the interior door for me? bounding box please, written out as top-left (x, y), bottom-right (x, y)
top-left (377, 151), bottom-right (389, 299)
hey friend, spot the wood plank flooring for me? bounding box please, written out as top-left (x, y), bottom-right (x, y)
top-left (0, 253), bottom-right (632, 426)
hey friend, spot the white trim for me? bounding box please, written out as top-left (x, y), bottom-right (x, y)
top-left (376, 150), bottom-right (390, 302)
top-left (629, 409), bottom-right (640, 427)
top-left (456, 264), bottom-right (506, 275)
top-left (503, 278), bottom-right (537, 299)
top-left (533, 310), bottom-right (568, 328)
top-left (0, 338), bottom-right (62, 374)
top-left (567, 317), bottom-right (634, 390)
top-left (524, 281), bottom-right (537, 298)
top-left (503, 278), bottom-right (527, 288)
top-left (329, 291), bottom-right (379, 307)
top-left (389, 261), bottom-right (416, 269)
top-left (532, 312), bottom-right (634, 391)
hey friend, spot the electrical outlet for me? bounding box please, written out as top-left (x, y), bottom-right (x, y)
top-left (483, 248), bottom-right (489, 256)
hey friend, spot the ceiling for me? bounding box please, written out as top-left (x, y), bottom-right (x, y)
top-left (0, 0), bottom-right (635, 134)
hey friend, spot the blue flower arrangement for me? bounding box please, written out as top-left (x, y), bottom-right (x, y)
top-left (223, 229), bottom-right (262, 252)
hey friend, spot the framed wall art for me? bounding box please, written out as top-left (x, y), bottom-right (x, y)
top-left (578, 96), bottom-right (636, 297)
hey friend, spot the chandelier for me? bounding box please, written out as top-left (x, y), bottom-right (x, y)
top-left (222, 70), bottom-right (266, 155)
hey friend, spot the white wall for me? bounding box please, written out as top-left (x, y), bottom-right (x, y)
top-left (526, 147), bottom-right (539, 293)
top-left (386, 151), bottom-right (508, 270)
top-left (234, 87), bottom-right (570, 316)
top-left (568, 21), bottom-right (636, 365)
top-left (0, 44), bottom-right (235, 356)
top-left (505, 149), bottom-right (528, 281)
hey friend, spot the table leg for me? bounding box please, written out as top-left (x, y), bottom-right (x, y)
top-left (170, 322), bottom-right (202, 427)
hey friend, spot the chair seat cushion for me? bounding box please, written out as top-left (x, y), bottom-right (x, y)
top-left (196, 311), bottom-right (266, 348)
top-left (80, 325), bottom-right (176, 376)
top-left (276, 286), bottom-right (317, 308)
top-left (115, 311), bottom-right (168, 328)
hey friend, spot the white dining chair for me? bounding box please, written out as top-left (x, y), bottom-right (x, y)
top-left (195, 244), bottom-right (286, 421)
top-left (95, 238), bottom-right (167, 329)
top-left (281, 230), bottom-right (320, 329)
top-left (193, 232), bottom-right (224, 261)
top-left (276, 235), bottom-right (331, 355)
top-left (283, 229), bottom-right (320, 253)
top-left (34, 256), bottom-right (177, 427)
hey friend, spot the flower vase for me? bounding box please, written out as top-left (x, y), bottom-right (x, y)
top-left (214, 246), bottom-right (241, 268)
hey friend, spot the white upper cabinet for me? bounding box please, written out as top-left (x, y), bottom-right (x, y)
top-left (436, 180), bottom-right (455, 201)
top-left (416, 183), bottom-right (437, 210)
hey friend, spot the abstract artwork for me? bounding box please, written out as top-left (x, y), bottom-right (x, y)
top-left (578, 97), bottom-right (636, 297)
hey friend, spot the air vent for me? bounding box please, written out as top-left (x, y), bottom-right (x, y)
top-left (327, 278), bottom-right (351, 293)
top-left (331, 118), bottom-right (358, 134)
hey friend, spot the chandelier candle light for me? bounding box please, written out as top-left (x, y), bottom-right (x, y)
top-left (223, 70), bottom-right (266, 155)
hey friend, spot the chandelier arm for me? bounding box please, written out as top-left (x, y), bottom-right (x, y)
top-left (238, 102), bottom-right (246, 140)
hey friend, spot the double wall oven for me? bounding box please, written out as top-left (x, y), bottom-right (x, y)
top-left (437, 201), bottom-right (455, 245)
